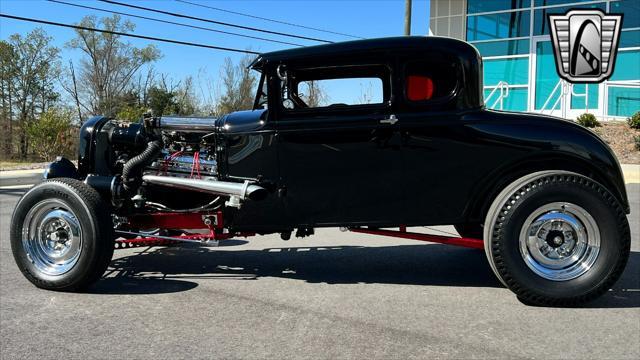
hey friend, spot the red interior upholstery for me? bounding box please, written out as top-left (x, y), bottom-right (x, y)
top-left (407, 75), bottom-right (434, 101)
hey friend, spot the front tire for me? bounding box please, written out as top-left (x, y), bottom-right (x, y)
top-left (484, 171), bottom-right (630, 306)
top-left (10, 178), bottom-right (114, 291)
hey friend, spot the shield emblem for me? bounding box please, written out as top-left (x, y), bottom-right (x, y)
top-left (549, 9), bottom-right (623, 83)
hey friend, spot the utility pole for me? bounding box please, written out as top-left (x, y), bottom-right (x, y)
top-left (404, 0), bottom-right (412, 35)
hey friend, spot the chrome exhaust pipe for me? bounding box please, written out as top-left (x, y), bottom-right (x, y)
top-left (142, 175), bottom-right (267, 201)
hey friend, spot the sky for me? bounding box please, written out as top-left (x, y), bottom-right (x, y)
top-left (0, 0), bottom-right (430, 105)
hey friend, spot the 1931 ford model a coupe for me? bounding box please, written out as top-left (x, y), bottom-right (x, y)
top-left (10, 37), bottom-right (630, 306)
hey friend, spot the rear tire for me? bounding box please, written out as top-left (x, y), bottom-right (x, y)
top-left (483, 171), bottom-right (630, 306)
top-left (10, 178), bottom-right (114, 291)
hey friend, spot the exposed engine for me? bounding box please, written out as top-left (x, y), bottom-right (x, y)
top-left (59, 114), bottom-right (266, 216)
top-left (146, 151), bottom-right (217, 180)
top-left (143, 116), bottom-right (218, 181)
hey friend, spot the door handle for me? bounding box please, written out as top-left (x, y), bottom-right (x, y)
top-left (379, 114), bottom-right (398, 125)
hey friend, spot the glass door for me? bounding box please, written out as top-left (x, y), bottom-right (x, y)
top-left (532, 39), bottom-right (562, 113)
top-left (531, 38), bottom-right (601, 118)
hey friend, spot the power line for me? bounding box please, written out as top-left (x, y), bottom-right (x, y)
top-left (47, 0), bottom-right (303, 47)
top-left (98, 0), bottom-right (333, 44)
top-left (175, 0), bottom-right (365, 40)
top-left (0, 13), bottom-right (260, 55)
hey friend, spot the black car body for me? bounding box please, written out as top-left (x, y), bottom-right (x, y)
top-left (11, 37), bottom-right (631, 306)
top-left (219, 37), bottom-right (629, 231)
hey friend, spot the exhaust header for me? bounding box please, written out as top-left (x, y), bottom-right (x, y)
top-left (141, 175), bottom-right (267, 201)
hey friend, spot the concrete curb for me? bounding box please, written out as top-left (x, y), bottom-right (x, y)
top-left (0, 169), bottom-right (43, 187)
top-left (621, 164), bottom-right (640, 184)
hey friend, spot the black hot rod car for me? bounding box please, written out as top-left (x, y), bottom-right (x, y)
top-left (10, 37), bottom-right (631, 306)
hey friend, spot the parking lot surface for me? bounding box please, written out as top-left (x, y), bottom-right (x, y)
top-left (1, 185), bottom-right (639, 359)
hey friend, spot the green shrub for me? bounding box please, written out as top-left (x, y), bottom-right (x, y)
top-left (116, 104), bottom-right (147, 122)
top-left (26, 108), bottom-right (75, 161)
top-left (634, 135), bottom-right (640, 151)
top-left (576, 113), bottom-right (601, 128)
top-left (627, 111), bottom-right (640, 130)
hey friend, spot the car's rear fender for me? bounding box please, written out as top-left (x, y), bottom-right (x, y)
top-left (463, 150), bottom-right (629, 225)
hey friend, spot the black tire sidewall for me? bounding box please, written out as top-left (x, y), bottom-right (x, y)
top-left (493, 176), bottom-right (629, 303)
top-left (10, 180), bottom-right (113, 290)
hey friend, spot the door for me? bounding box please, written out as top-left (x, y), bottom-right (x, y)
top-left (398, 56), bottom-right (482, 225)
top-left (531, 38), bottom-right (564, 115)
top-left (275, 67), bottom-right (405, 227)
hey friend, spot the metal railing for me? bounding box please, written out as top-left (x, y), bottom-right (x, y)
top-left (571, 83), bottom-right (589, 114)
top-left (539, 79), bottom-right (569, 118)
top-left (484, 81), bottom-right (509, 110)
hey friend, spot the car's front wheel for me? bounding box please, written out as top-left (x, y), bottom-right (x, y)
top-left (484, 171), bottom-right (630, 306)
top-left (10, 178), bottom-right (114, 291)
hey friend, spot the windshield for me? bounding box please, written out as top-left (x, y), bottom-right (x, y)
top-left (253, 71), bottom-right (268, 110)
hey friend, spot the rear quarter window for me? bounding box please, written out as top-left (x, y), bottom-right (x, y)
top-left (404, 59), bottom-right (459, 103)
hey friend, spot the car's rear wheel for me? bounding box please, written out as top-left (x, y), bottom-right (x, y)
top-left (484, 171), bottom-right (630, 306)
top-left (10, 178), bottom-right (114, 291)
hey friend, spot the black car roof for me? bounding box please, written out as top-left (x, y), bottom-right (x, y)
top-left (250, 36), bottom-right (480, 69)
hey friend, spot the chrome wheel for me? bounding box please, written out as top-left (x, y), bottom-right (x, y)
top-left (21, 199), bottom-right (83, 276)
top-left (519, 202), bottom-right (600, 281)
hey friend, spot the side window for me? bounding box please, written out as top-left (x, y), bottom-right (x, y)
top-left (280, 65), bottom-right (390, 111)
top-left (297, 78), bottom-right (383, 107)
top-left (404, 59), bottom-right (458, 102)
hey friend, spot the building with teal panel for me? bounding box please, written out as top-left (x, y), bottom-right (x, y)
top-left (429, 0), bottom-right (639, 119)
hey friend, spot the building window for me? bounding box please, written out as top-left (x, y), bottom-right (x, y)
top-left (607, 87), bottom-right (640, 117)
top-left (430, 0), bottom-right (466, 39)
top-left (611, 50), bottom-right (640, 81)
top-left (611, 0), bottom-right (640, 29)
top-left (570, 84), bottom-right (599, 110)
top-left (533, 2), bottom-right (606, 36)
top-left (534, 0), bottom-right (598, 6)
top-left (467, 10), bottom-right (530, 40)
top-left (472, 39), bottom-right (530, 56)
top-left (534, 41), bottom-right (559, 110)
top-left (620, 30), bottom-right (640, 48)
top-left (467, 0), bottom-right (530, 14)
top-left (485, 87), bottom-right (528, 111)
top-left (483, 57), bottom-right (529, 86)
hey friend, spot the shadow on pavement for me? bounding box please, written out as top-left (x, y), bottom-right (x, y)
top-left (100, 244), bottom-right (499, 291)
top-left (96, 242), bottom-right (639, 308)
top-left (0, 188), bottom-right (28, 197)
top-left (89, 277), bottom-right (198, 295)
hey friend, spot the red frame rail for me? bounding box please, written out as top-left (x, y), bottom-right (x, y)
top-left (118, 211), bottom-right (483, 250)
top-left (349, 227), bottom-right (484, 249)
top-left (116, 211), bottom-right (254, 249)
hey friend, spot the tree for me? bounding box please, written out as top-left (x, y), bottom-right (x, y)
top-left (146, 75), bottom-right (199, 116)
top-left (216, 55), bottom-right (257, 115)
top-left (26, 107), bottom-right (74, 161)
top-left (0, 41), bottom-right (17, 156)
top-left (300, 81), bottom-right (326, 107)
top-left (148, 86), bottom-right (176, 116)
top-left (116, 104), bottom-right (147, 122)
top-left (66, 15), bottom-right (160, 117)
top-left (172, 76), bottom-right (198, 115)
top-left (0, 28), bottom-right (60, 159)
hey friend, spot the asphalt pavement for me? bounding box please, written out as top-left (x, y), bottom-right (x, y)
top-left (1, 184), bottom-right (638, 359)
